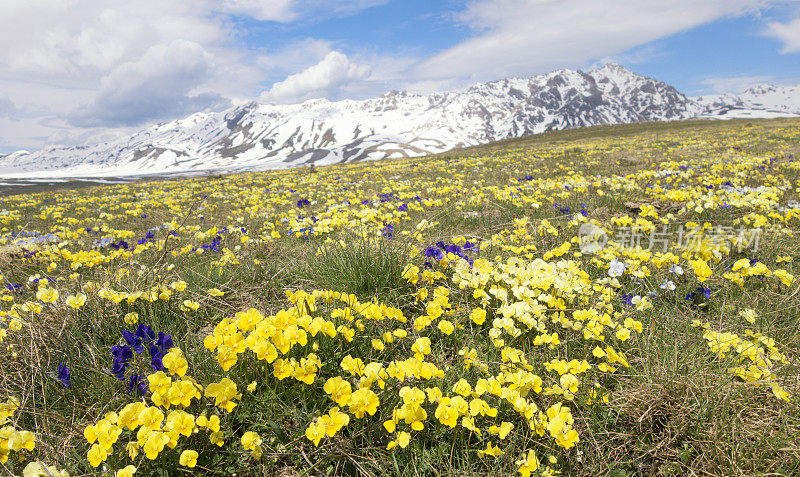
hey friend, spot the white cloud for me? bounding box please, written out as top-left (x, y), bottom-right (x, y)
top-left (0, 0), bottom-right (280, 149)
top-left (70, 40), bottom-right (231, 126)
top-left (255, 38), bottom-right (337, 77)
top-left (0, 95), bottom-right (16, 119)
top-left (0, 0), bottom-right (394, 151)
top-left (260, 51), bottom-right (372, 104)
top-left (766, 16), bottom-right (800, 53)
top-left (0, 1), bottom-right (239, 130)
top-left (217, 0), bottom-right (388, 22)
top-left (0, 1), bottom-right (225, 80)
top-left (416, 0), bottom-right (771, 81)
top-left (218, 0), bottom-right (296, 22)
top-left (700, 75), bottom-right (774, 93)
top-left (255, 39), bottom-right (420, 100)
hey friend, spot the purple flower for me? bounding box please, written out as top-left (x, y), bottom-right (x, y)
top-left (128, 374), bottom-right (148, 396)
top-left (621, 293), bottom-right (634, 307)
top-left (156, 332), bottom-right (173, 352)
top-left (150, 355), bottom-right (165, 372)
top-left (443, 244), bottom-right (462, 256)
top-left (135, 324), bottom-right (155, 342)
top-left (398, 203), bottom-right (408, 212)
top-left (57, 364), bottom-right (71, 387)
top-left (382, 223), bottom-right (394, 239)
top-left (111, 360), bottom-right (128, 381)
top-left (424, 247), bottom-right (444, 261)
top-left (121, 330), bottom-right (144, 354)
top-left (111, 344), bottom-right (133, 363)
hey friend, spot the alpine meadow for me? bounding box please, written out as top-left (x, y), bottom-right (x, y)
top-left (0, 118), bottom-right (798, 476)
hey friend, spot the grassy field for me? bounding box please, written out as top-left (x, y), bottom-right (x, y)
top-left (0, 118), bottom-right (799, 476)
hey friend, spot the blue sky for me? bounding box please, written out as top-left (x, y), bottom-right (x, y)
top-left (620, 13), bottom-right (800, 95)
top-left (237, 0), bottom-right (800, 95)
top-left (1, 0), bottom-right (799, 152)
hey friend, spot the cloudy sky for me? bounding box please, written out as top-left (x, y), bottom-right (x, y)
top-left (1, 0), bottom-right (799, 153)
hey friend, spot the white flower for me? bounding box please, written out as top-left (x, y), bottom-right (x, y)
top-left (669, 264), bottom-right (684, 276)
top-left (659, 280), bottom-right (676, 291)
top-left (608, 259), bottom-right (628, 277)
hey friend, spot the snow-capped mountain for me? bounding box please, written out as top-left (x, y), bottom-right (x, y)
top-left (0, 64), bottom-right (796, 178)
top-left (695, 83), bottom-right (800, 119)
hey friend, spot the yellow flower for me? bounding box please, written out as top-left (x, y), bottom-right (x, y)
top-left (340, 355), bottom-right (365, 376)
top-left (87, 443), bottom-right (108, 467)
top-left (305, 419), bottom-right (326, 446)
top-left (401, 264), bottom-right (419, 284)
top-left (118, 402), bottom-right (147, 430)
top-left (205, 378), bottom-right (240, 412)
top-left (396, 431), bottom-right (411, 448)
top-left (234, 308), bottom-right (263, 332)
top-left (143, 431), bottom-right (170, 459)
top-left (116, 465), bottom-right (137, 477)
top-left (771, 383), bottom-right (791, 402)
top-left (739, 308), bottom-right (757, 324)
top-left (124, 312), bottom-right (139, 324)
top-left (347, 388), bottom-right (379, 418)
top-left (434, 398), bottom-right (458, 428)
top-left (470, 308), bottom-right (487, 325)
top-left (209, 431), bottom-right (225, 446)
top-left (321, 407), bottom-right (350, 437)
top-left (414, 288), bottom-right (428, 301)
top-left (241, 431), bottom-right (262, 450)
top-left (516, 449), bottom-right (540, 476)
top-left (411, 337), bottom-right (431, 360)
top-left (488, 421), bottom-right (514, 439)
top-left (371, 338), bottom-right (385, 351)
top-left (196, 414), bottom-right (221, 433)
top-left (208, 288), bottom-right (225, 297)
top-left (689, 259), bottom-right (712, 282)
top-left (437, 320), bottom-right (455, 335)
top-left (139, 407), bottom-right (165, 430)
top-left (36, 287), bottom-right (59, 303)
top-left (9, 430), bottom-right (35, 451)
top-left (162, 348), bottom-right (189, 377)
top-left (126, 441), bottom-right (140, 460)
top-left (774, 269), bottom-right (795, 287)
top-left (166, 410), bottom-right (195, 437)
top-left (323, 376), bottom-right (352, 407)
top-left (477, 440), bottom-right (504, 458)
top-left (452, 379), bottom-right (471, 397)
top-left (171, 281), bottom-right (187, 291)
top-left (65, 293), bottom-right (87, 309)
top-left (179, 449), bottom-right (199, 467)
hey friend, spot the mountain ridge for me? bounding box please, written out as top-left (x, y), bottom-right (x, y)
top-left (2, 64), bottom-right (798, 178)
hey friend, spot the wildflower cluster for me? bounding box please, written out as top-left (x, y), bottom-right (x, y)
top-left (693, 315), bottom-right (792, 402)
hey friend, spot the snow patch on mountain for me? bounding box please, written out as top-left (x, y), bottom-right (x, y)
top-left (694, 83), bottom-right (800, 119)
